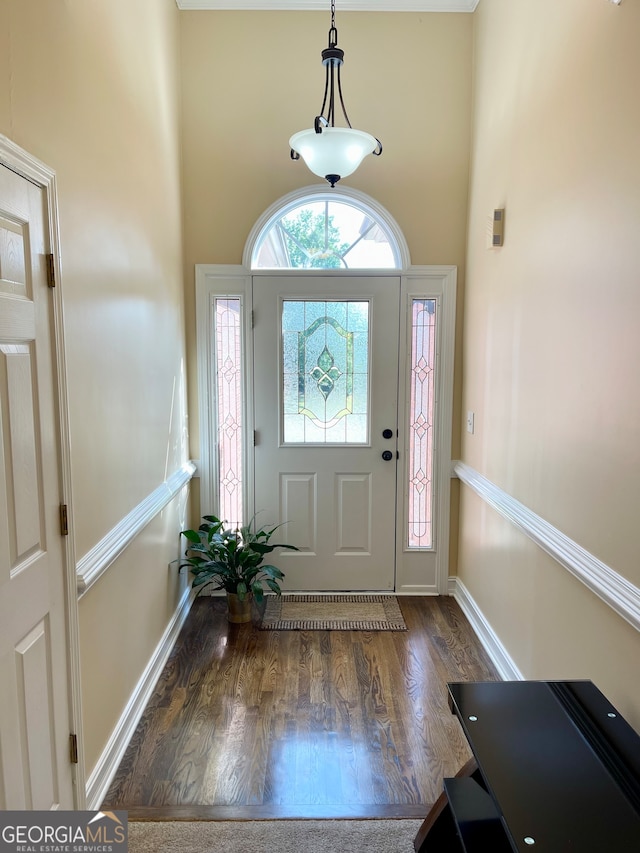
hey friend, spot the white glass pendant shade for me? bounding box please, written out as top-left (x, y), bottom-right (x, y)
top-left (289, 126), bottom-right (378, 185)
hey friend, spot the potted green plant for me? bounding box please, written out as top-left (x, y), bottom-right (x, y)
top-left (178, 514), bottom-right (298, 623)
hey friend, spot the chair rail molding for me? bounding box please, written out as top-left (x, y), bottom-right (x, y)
top-left (454, 461), bottom-right (640, 634)
top-left (76, 461), bottom-right (196, 597)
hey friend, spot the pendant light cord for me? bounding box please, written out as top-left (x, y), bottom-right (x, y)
top-left (328, 0), bottom-right (338, 50)
top-left (319, 0), bottom-right (352, 130)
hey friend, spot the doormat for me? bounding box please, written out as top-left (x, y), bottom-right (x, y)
top-left (259, 594), bottom-right (407, 631)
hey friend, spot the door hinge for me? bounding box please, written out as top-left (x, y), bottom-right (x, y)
top-left (46, 253), bottom-right (56, 288)
top-left (59, 504), bottom-right (69, 536)
top-left (69, 733), bottom-right (78, 764)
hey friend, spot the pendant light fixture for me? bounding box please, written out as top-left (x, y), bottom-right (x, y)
top-left (289, 0), bottom-right (382, 188)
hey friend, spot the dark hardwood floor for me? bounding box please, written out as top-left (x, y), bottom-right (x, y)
top-left (102, 595), bottom-right (499, 819)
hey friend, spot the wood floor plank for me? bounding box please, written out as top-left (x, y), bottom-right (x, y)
top-left (101, 596), bottom-right (500, 818)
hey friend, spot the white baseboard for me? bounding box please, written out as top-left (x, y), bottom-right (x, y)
top-left (450, 576), bottom-right (524, 681)
top-left (85, 587), bottom-right (193, 809)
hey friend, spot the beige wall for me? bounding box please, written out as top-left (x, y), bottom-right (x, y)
top-left (0, 0), bottom-right (189, 774)
top-left (7, 0), bottom-right (636, 791)
top-left (78, 495), bottom-right (188, 773)
top-left (179, 10), bottom-right (473, 460)
top-left (0, 1), bottom-right (474, 791)
top-left (460, 0), bottom-right (640, 725)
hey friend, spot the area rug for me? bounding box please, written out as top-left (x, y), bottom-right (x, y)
top-left (128, 819), bottom-right (422, 853)
top-left (259, 594), bottom-right (407, 631)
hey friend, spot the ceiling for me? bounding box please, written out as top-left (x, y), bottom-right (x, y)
top-left (175, 1), bottom-right (480, 11)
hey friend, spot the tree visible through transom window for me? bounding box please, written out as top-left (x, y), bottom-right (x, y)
top-left (252, 197), bottom-right (401, 270)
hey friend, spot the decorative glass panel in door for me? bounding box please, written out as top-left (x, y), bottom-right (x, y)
top-left (282, 300), bottom-right (369, 444)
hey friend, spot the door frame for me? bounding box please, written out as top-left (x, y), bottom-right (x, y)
top-left (253, 273), bottom-right (402, 592)
top-left (196, 264), bottom-right (456, 595)
top-left (0, 135), bottom-right (85, 806)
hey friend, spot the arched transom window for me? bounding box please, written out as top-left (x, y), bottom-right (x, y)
top-left (248, 188), bottom-right (407, 271)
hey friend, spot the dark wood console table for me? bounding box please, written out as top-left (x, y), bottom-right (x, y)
top-left (414, 680), bottom-right (640, 852)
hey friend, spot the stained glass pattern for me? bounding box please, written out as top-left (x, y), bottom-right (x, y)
top-left (408, 299), bottom-right (436, 548)
top-left (215, 298), bottom-right (243, 528)
top-left (282, 300), bottom-right (369, 444)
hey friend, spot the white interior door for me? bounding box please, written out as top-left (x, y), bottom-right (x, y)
top-left (0, 164), bottom-right (75, 808)
top-left (253, 275), bottom-right (400, 591)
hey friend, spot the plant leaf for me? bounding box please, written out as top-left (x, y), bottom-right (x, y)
top-left (192, 575), bottom-right (215, 587)
top-left (261, 564), bottom-right (285, 579)
top-left (181, 529), bottom-right (202, 543)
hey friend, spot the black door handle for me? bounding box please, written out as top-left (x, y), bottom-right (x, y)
top-left (382, 450), bottom-right (393, 461)
top-left (382, 428), bottom-right (394, 439)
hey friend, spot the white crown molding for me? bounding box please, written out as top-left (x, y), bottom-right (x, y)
top-left (85, 587), bottom-right (193, 809)
top-left (76, 461), bottom-right (196, 597)
top-left (454, 461), bottom-right (640, 634)
top-left (176, 1), bottom-right (480, 11)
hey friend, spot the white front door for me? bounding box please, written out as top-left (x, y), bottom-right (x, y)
top-left (253, 275), bottom-right (400, 591)
top-left (0, 164), bottom-right (75, 808)
top-left (196, 263), bottom-right (456, 596)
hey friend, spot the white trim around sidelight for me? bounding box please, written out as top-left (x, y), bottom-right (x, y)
top-left (195, 266), bottom-right (254, 521)
top-left (396, 266), bottom-right (457, 596)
